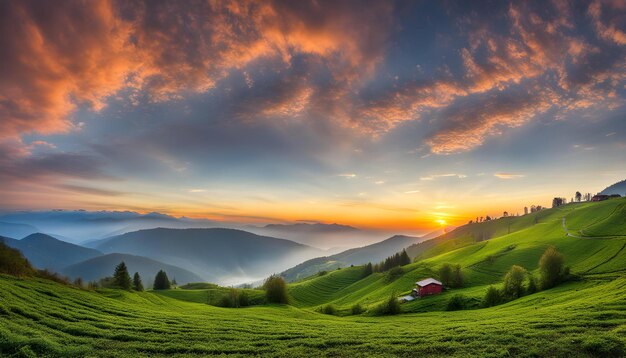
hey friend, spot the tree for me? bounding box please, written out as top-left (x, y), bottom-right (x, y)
top-left (375, 293), bottom-right (401, 315)
top-left (524, 207), bottom-right (529, 215)
top-left (171, 278), bottom-right (177, 287)
top-left (503, 265), bottom-right (527, 299)
top-left (575, 191), bottom-right (582, 202)
top-left (113, 262), bottom-right (132, 290)
top-left (539, 245), bottom-right (565, 289)
top-left (133, 272), bottom-right (144, 291)
top-left (400, 250), bottom-right (411, 266)
top-left (439, 263), bottom-right (453, 287)
top-left (0, 242), bottom-right (34, 277)
top-left (263, 274), bottom-right (289, 304)
top-left (363, 262), bottom-right (373, 277)
top-left (453, 264), bottom-right (464, 288)
top-left (483, 286), bottom-right (502, 307)
top-left (527, 274), bottom-right (538, 294)
top-left (153, 270), bottom-right (171, 290)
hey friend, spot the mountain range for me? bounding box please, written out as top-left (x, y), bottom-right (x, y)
top-left (61, 253), bottom-right (203, 286)
top-left (91, 228), bottom-right (324, 285)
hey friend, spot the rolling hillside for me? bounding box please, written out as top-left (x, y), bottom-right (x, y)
top-left (94, 228), bottom-right (323, 285)
top-left (61, 253), bottom-right (203, 286)
top-left (284, 198), bottom-right (626, 311)
top-left (0, 198), bottom-right (624, 357)
top-left (1, 233), bottom-right (102, 272)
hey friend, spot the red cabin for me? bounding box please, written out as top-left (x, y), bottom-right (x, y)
top-left (415, 278), bottom-right (443, 296)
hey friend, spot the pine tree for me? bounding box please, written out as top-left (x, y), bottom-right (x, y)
top-left (133, 272), bottom-right (144, 291)
top-left (363, 262), bottom-right (373, 277)
top-left (113, 262), bottom-right (132, 290)
top-left (400, 250), bottom-right (411, 266)
top-left (153, 270), bottom-right (171, 290)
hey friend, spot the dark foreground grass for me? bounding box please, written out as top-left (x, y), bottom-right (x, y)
top-left (1, 274), bottom-right (624, 357)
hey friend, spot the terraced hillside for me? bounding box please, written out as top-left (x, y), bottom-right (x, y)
top-left (0, 198), bottom-right (625, 356)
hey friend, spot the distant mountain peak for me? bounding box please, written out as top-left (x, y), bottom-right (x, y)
top-left (600, 179), bottom-right (626, 195)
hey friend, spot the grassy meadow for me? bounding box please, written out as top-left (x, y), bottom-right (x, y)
top-left (1, 198), bottom-right (625, 357)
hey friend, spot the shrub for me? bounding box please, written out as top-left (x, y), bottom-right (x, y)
top-left (384, 266), bottom-right (404, 282)
top-left (318, 271), bottom-right (327, 276)
top-left (373, 294), bottom-right (401, 315)
top-left (582, 334), bottom-right (624, 357)
top-left (483, 286), bottom-right (502, 307)
top-left (351, 303), bottom-right (364, 315)
top-left (153, 270), bottom-right (171, 290)
top-left (321, 304), bottom-right (337, 315)
top-left (503, 265), bottom-right (527, 299)
top-left (263, 274), bottom-right (289, 304)
top-left (446, 294), bottom-right (467, 311)
top-left (539, 245), bottom-right (565, 289)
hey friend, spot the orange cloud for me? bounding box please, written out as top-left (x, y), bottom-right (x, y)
top-left (0, 0), bottom-right (394, 140)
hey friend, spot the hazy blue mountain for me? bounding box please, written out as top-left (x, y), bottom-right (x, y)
top-left (248, 222), bottom-right (394, 251)
top-left (2, 233), bottom-right (102, 272)
top-left (281, 231), bottom-right (439, 281)
top-left (94, 228), bottom-right (323, 285)
top-left (600, 179), bottom-right (626, 196)
top-left (62, 253), bottom-right (203, 286)
top-left (0, 222), bottom-right (38, 240)
top-left (0, 210), bottom-right (220, 244)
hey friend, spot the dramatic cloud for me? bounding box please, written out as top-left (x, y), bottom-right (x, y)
top-left (0, 0), bottom-right (393, 140)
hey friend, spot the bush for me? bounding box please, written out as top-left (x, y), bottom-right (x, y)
top-left (539, 245), bottom-right (565, 289)
top-left (263, 274), bottom-right (289, 304)
top-left (373, 294), bottom-right (401, 315)
top-left (503, 265), bottom-right (527, 299)
top-left (384, 266), bottom-right (404, 282)
top-left (321, 304), bottom-right (337, 315)
top-left (483, 286), bottom-right (502, 307)
top-left (318, 271), bottom-right (327, 276)
top-left (582, 334), bottom-right (624, 357)
top-left (446, 294), bottom-right (467, 311)
top-left (351, 303), bottom-right (364, 315)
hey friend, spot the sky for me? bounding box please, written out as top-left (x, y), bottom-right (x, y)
top-left (1, 0), bottom-right (625, 233)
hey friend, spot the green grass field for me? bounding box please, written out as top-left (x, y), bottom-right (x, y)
top-left (1, 198), bottom-right (625, 356)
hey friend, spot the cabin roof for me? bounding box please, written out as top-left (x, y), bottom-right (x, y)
top-left (416, 278), bottom-right (442, 287)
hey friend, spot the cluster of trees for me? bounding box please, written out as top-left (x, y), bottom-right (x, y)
top-left (217, 288), bottom-right (250, 308)
top-left (369, 250), bottom-right (411, 273)
top-left (91, 262), bottom-right (172, 291)
top-left (438, 263), bottom-right (463, 288)
top-left (483, 246), bottom-right (569, 307)
top-left (552, 197), bottom-right (567, 208)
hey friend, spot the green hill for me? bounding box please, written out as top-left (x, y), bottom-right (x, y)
top-left (0, 198), bottom-right (625, 356)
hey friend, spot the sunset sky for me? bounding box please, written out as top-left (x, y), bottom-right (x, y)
top-left (1, 0), bottom-right (625, 232)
